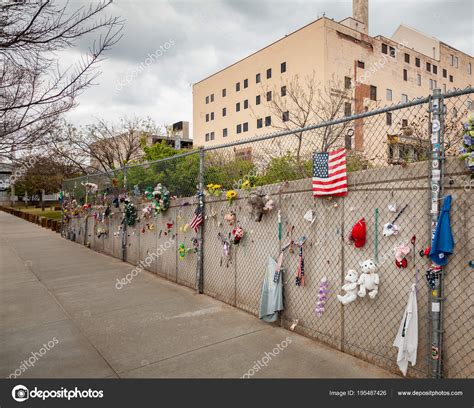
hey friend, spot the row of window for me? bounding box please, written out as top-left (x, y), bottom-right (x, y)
top-left (205, 86), bottom-right (288, 121)
top-left (205, 62), bottom-right (287, 104)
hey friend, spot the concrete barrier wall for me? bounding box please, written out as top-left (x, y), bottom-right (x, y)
top-left (60, 158), bottom-right (473, 378)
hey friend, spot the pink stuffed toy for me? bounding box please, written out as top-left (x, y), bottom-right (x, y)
top-left (315, 276), bottom-right (329, 316)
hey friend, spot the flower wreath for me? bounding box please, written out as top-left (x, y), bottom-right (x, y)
top-left (147, 184), bottom-right (170, 214)
top-left (122, 200), bottom-right (138, 226)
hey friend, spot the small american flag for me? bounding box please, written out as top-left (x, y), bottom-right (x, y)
top-left (189, 204), bottom-right (203, 232)
top-left (312, 148), bottom-right (348, 197)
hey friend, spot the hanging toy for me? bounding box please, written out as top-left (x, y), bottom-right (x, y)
top-left (231, 226), bottom-right (245, 244)
top-left (337, 270), bottom-right (359, 305)
top-left (315, 277), bottom-right (329, 316)
top-left (357, 259), bottom-right (379, 299)
top-left (191, 237), bottom-right (199, 253)
top-left (178, 243), bottom-right (189, 259)
top-left (383, 204), bottom-right (408, 237)
top-left (395, 242), bottom-right (411, 268)
top-left (349, 218), bottom-right (366, 248)
top-left (295, 236), bottom-right (307, 287)
top-left (218, 232), bottom-right (232, 267)
top-left (248, 188), bottom-right (275, 222)
top-left (224, 211), bottom-right (236, 226)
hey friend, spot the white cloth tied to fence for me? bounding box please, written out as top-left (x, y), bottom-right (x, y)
top-left (259, 256), bottom-right (283, 323)
top-left (393, 283), bottom-right (418, 376)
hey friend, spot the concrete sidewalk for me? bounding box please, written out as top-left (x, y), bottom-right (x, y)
top-left (0, 211), bottom-right (396, 378)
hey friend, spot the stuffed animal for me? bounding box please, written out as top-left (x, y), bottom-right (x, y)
top-left (337, 270), bottom-right (359, 305)
top-left (248, 189), bottom-right (274, 222)
top-left (224, 211), bottom-right (236, 226)
top-left (315, 276), bottom-right (329, 316)
top-left (357, 259), bottom-right (379, 299)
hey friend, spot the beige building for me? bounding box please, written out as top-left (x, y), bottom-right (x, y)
top-left (192, 0), bottom-right (473, 161)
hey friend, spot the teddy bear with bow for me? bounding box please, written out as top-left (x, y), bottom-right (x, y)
top-left (337, 269), bottom-right (359, 305)
top-left (357, 259), bottom-right (379, 299)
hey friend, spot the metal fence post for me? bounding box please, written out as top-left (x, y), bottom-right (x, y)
top-left (197, 148), bottom-right (205, 294)
top-left (429, 88), bottom-right (445, 378)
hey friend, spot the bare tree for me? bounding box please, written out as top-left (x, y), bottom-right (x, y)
top-left (0, 0), bottom-right (124, 159)
top-left (257, 72), bottom-right (352, 162)
top-left (50, 116), bottom-right (158, 174)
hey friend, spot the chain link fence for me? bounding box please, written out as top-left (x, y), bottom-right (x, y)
top-left (61, 88), bottom-right (473, 378)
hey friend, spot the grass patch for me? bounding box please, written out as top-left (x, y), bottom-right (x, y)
top-left (17, 207), bottom-right (62, 220)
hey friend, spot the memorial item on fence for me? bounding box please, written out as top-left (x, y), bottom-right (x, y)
top-left (122, 200), bottom-right (138, 226)
top-left (189, 205), bottom-right (203, 232)
top-left (357, 259), bottom-right (379, 299)
top-left (259, 256), bottom-right (284, 323)
top-left (395, 242), bottom-right (411, 269)
top-left (217, 232), bottom-right (232, 268)
top-left (315, 276), bottom-right (329, 316)
top-left (349, 218), bottom-right (366, 248)
top-left (459, 112), bottom-right (474, 173)
top-left (178, 242), bottom-right (190, 259)
top-left (383, 204), bottom-right (408, 237)
top-left (226, 189), bottom-right (238, 204)
top-left (337, 269), bottom-right (359, 305)
top-left (429, 195), bottom-right (454, 267)
top-left (295, 236), bottom-right (307, 287)
top-left (82, 182), bottom-right (98, 194)
top-left (206, 184), bottom-right (222, 197)
top-left (224, 211), bottom-right (236, 226)
top-left (142, 205), bottom-right (153, 219)
top-left (248, 189), bottom-right (275, 222)
top-left (151, 184), bottom-right (170, 214)
top-left (312, 147), bottom-right (348, 197)
top-left (393, 283), bottom-right (418, 376)
top-left (231, 226), bottom-right (245, 244)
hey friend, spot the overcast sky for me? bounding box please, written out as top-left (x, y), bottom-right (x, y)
top-left (63, 0), bottom-right (474, 134)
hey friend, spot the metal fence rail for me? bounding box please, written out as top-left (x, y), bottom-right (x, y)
top-left (61, 88), bottom-right (473, 378)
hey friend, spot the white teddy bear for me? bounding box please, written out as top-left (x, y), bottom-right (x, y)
top-left (337, 269), bottom-right (359, 305)
top-left (357, 259), bottom-right (379, 299)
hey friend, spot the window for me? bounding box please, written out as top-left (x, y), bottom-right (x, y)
top-left (222, 107), bottom-right (226, 117)
top-left (403, 69), bottom-right (408, 81)
top-left (402, 119), bottom-right (408, 127)
top-left (257, 118), bottom-right (263, 129)
top-left (244, 99), bottom-right (249, 109)
top-left (265, 116), bottom-right (271, 126)
top-left (205, 96), bottom-right (209, 104)
top-left (426, 62), bottom-right (431, 72)
top-left (443, 68), bottom-right (447, 78)
top-left (266, 91), bottom-right (272, 101)
top-left (223, 128), bottom-right (228, 137)
top-left (417, 74), bottom-right (421, 86)
top-left (370, 85), bottom-right (377, 101)
top-left (389, 46), bottom-right (396, 57)
top-left (244, 78), bottom-right (248, 88)
top-left (402, 94), bottom-right (408, 103)
top-left (450, 54), bottom-right (454, 66)
top-left (222, 88), bottom-right (226, 97)
top-left (236, 102), bottom-right (240, 112)
top-left (415, 57), bottom-right (420, 67)
top-left (344, 76), bottom-right (352, 89)
top-left (236, 82), bottom-right (240, 92)
top-left (210, 94), bottom-right (214, 102)
top-left (443, 84), bottom-right (447, 93)
top-left (210, 131), bottom-right (215, 141)
top-left (236, 124), bottom-right (242, 134)
top-left (357, 60), bottom-right (365, 69)
top-left (454, 56), bottom-right (458, 68)
top-left (386, 112), bottom-right (392, 126)
top-left (205, 133), bottom-right (209, 141)
top-left (243, 122), bottom-right (248, 132)
top-left (449, 75), bottom-right (453, 83)
top-left (205, 113), bottom-right (209, 122)
top-left (267, 68), bottom-right (272, 79)
top-left (468, 63), bottom-right (472, 75)
top-left (281, 86), bottom-right (287, 96)
top-left (382, 43), bottom-right (388, 54)
top-left (344, 102), bottom-right (351, 117)
top-left (210, 112), bottom-right (214, 120)
top-left (256, 95), bottom-right (261, 105)
top-left (282, 111), bottom-right (289, 122)
top-left (386, 89), bottom-right (392, 101)
top-left (281, 62), bottom-right (286, 73)
top-left (433, 65), bottom-right (438, 74)
top-left (404, 53), bottom-right (410, 63)
top-left (429, 79), bottom-right (434, 90)
top-left (256, 73), bottom-right (261, 83)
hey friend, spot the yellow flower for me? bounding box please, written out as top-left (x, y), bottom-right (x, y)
top-left (213, 184), bottom-right (222, 190)
top-left (226, 190), bottom-right (238, 201)
top-left (241, 180), bottom-right (251, 189)
top-left (206, 183), bottom-right (215, 189)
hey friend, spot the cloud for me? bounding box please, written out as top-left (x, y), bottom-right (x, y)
top-left (63, 0), bottom-right (473, 133)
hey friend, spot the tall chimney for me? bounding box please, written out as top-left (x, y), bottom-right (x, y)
top-left (353, 0), bottom-right (368, 34)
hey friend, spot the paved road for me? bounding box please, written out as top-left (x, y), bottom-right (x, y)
top-left (0, 211), bottom-right (396, 378)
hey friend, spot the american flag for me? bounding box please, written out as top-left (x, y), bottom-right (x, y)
top-left (312, 148), bottom-right (348, 197)
top-left (189, 204), bottom-right (203, 232)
